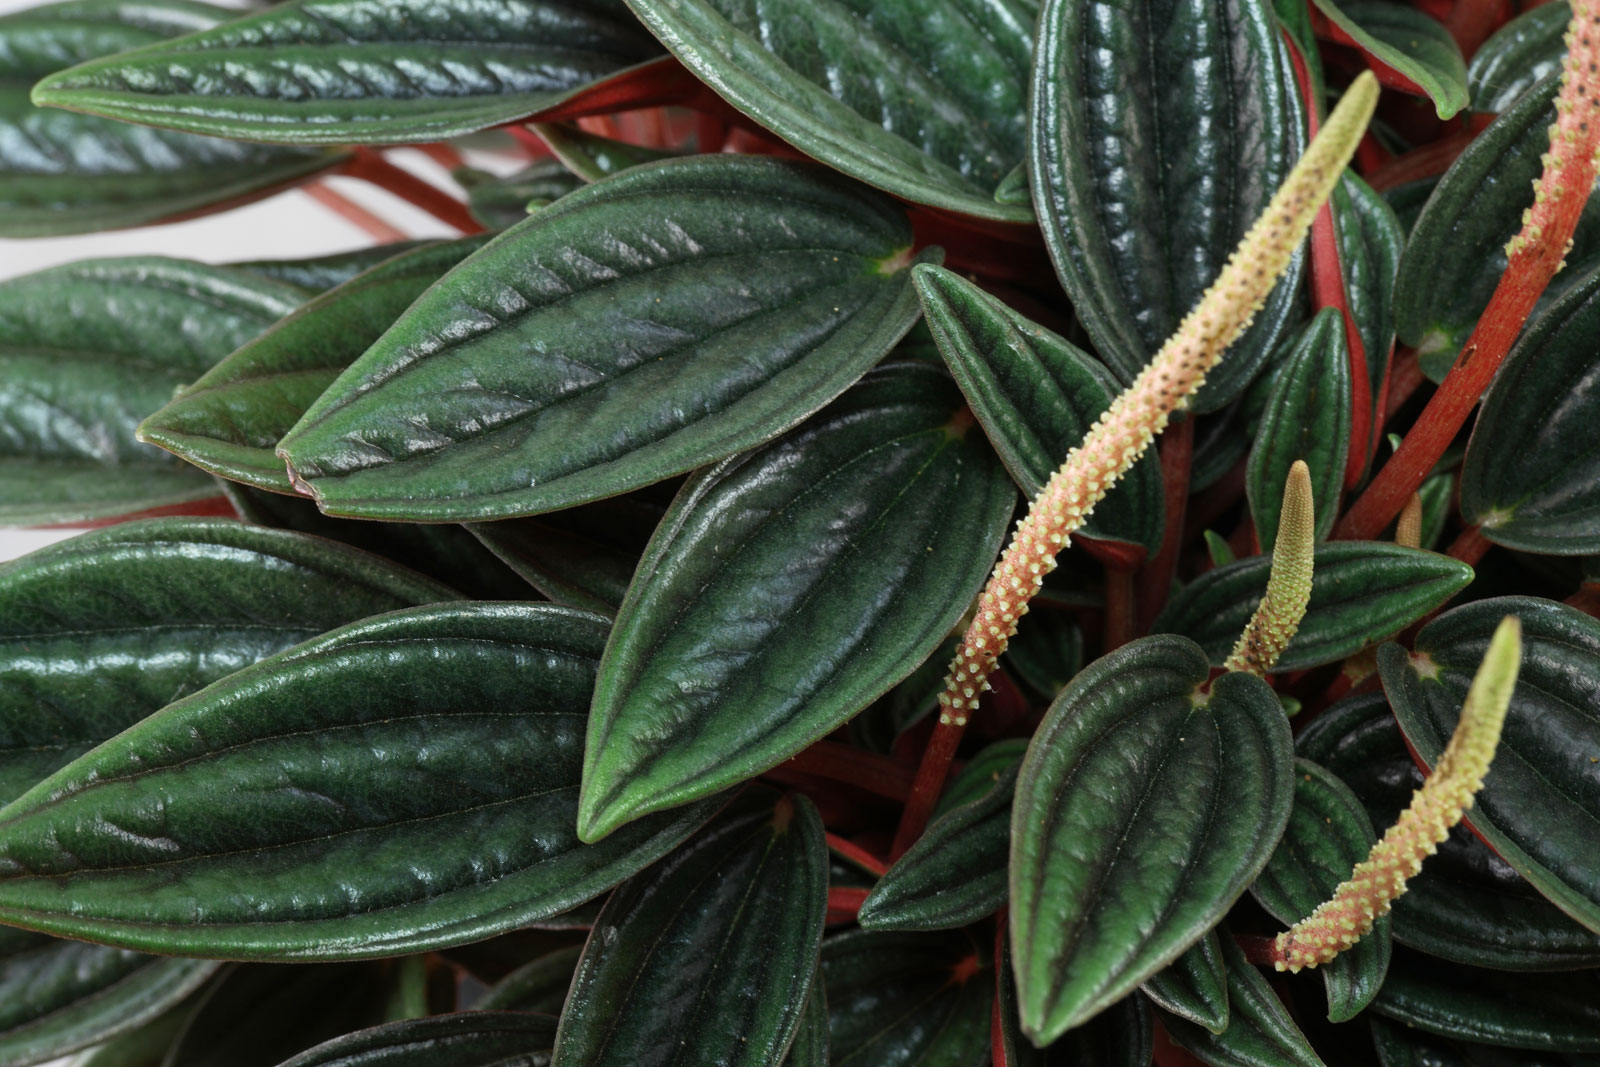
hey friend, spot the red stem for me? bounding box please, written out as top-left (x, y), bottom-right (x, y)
top-left (343, 149), bottom-right (483, 235)
top-left (892, 715), bottom-right (964, 860)
top-left (780, 740), bottom-right (915, 802)
top-left (991, 910), bottom-right (1010, 1067)
top-left (1565, 584), bottom-right (1600, 619)
top-left (1383, 346), bottom-right (1427, 422)
top-left (1136, 416), bottom-right (1195, 630)
top-left (825, 833), bottom-right (889, 877)
top-left (1234, 933), bottom-right (1280, 966)
top-left (303, 181), bottom-right (409, 243)
top-left (826, 887), bottom-right (869, 924)
top-left (1445, 524), bottom-right (1493, 565)
top-left (1104, 566), bottom-right (1137, 652)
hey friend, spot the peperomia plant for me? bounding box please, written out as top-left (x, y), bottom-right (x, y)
top-left (1, 0), bottom-right (1599, 1063)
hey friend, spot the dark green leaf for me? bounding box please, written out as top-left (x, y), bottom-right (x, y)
top-left (0, 930), bottom-right (217, 1067)
top-left (1250, 759), bottom-right (1390, 1022)
top-left (479, 946), bottom-right (582, 1015)
top-left (1154, 542), bottom-right (1474, 671)
top-left (140, 237), bottom-right (491, 494)
top-left (0, 516), bottom-right (456, 807)
top-left (455, 161), bottom-right (582, 230)
top-left (228, 242), bottom-right (437, 295)
top-left (936, 737), bottom-right (1028, 816)
top-left (1246, 309), bottom-right (1350, 545)
top-left (1009, 635), bottom-right (1293, 1043)
top-left (32, 0), bottom-right (664, 145)
top-left (1157, 935), bottom-right (1326, 1067)
top-left (1467, 1), bottom-right (1569, 113)
top-left (1312, 1), bottom-right (1467, 119)
top-left (278, 156), bottom-right (927, 522)
top-left (998, 930), bottom-right (1154, 1066)
top-left (165, 964), bottom-right (394, 1067)
top-left (857, 747), bottom-right (1017, 931)
top-left (1460, 261), bottom-right (1600, 553)
top-left (1141, 931), bottom-right (1229, 1035)
top-left (850, 634), bottom-right (960, 756)
top-left (822, 929), bottom-right (990, 1067)
top-left (994, 160), bottom-right (1030, 206)
top-left (0, 257), bottom-right (302, 524)
top-left (1373, 947), bottom-right (1600, 1053)
top-left (784, 969), bottom-right (828, 1067)
top-left (1003, 603), bottom-right (1084, 703)
top-left (914, 262), bottom-right (1164, 554)
top-left (1381, 596), bottom-right (1600, 934)
top-left (531, 122), bottom-right (680, 182)
top-left (74, 995), bottom-right (197, 1067)
top-left (579, 363), bottom-right (1013, 840)
top-left (622, 0), bottom-right (1035, 221)
top-left (0, 0), bottom-right (341, 237)
top-left (1297, 689), bottom-right (1600, 972)
top-left (1330, 170), bottom-right (1403, 432)
top-left (1030, 0), bottom-right (1304, 409)
top-left (1370, 1017), bottom-right (1471, 1067)
top-left (553, 790), bottom-right (826, 1067)
top-left (0, 603), bottom-right (718, 960)
top-left (280, 1012), bottom-right (558, 1067)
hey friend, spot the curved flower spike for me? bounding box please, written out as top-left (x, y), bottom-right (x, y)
top-left (1271, 615), bottom-right (1523, 972)
top-left (1225, 460), bottom-right (1314, 678)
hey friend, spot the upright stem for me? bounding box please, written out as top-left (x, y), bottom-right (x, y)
top-left (343, 149), bottom-right (484, 235)
top-left (1136, 417), bottom-right (1194, 630)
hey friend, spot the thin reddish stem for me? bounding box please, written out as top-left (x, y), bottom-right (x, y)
top-left (826, 887), bottom-right (869, 924)
top-left (1565, 584), bottom-right (1600, 619)
top-left (412, 143), bottom-right (466, 170)
top-left (1137, 416), bottom-right (1195, 630)
top-left (780, 740), bottom-right (915, 802)
top-left (1383, 346), bottom-right (1427, 421)
top-left (1104, 566), bottom-right (1137, 652)
top-left (1446, 525), bottom-right (1493, 565)
top-left (303, 181), bottom-right (409, 243)
top-left (825, 833), bottom-right (889, 877)
top-left (343, 149), bottom-right (483, 234)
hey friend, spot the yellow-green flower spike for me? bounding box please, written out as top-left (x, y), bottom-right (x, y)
top-left (928, 73), bottom-right (1381, 732)
top-left (1225, 460), bottom-right (1315, 678)
top-left (1272, 615), bottom-right (1523, 972)
top-left (1396, 492), bottom-right (1423, 549)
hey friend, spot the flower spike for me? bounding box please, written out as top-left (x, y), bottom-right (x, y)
top-left (892, 73), bottom-right (1382, 854)
top-left (1225, 460), bottom-right (1314, 678)
top-left (1271, 615), bottom-right (1523, 972)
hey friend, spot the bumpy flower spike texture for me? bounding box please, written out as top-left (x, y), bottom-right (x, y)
top-left (1224, 460), bottom-right (1314, 678)
top-left (1272, 615), bottom-right (1523, 972)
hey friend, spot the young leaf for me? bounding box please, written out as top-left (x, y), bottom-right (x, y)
top-left (1009, 635), bottom-right (1293, 1044)
top-left (821, 929), bottom-right (990, 1067)
top-left (1156, 936), bottom-right (1327, 1067)
top-left (0, 604), bottom-right (719, 960)
top-left (1312, 1), bottom-right (1468, 119)
top-left (278, 1012), bottom-right (558, 1067)
top-left (31, 0), bottom-right (665, 145)
top-left (578, 363), bottom-right (1012, 840)
top-left (552, 790), bottom-right (827, 1067)
top-left (278, 156), bottom-right (927, 522)
top-left (1141, 931), bottom-right (1230, 1035)
top-left (621, 0), bottom-right (1035, 221)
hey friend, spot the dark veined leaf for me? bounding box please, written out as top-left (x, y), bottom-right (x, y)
top-left (1395, 74), bottom-right (1600, 380)
top-left (1369, 1017), bottom-right (1470, 1067)
top-left (578, 363), bottom-right (1013, 841)
top-left (622, 0), bottom-right (1035, 221)
top-left (0, 0), bottom-right (341, 237)
top-left (850, 634), bottom-right (960, 755)
top-left (553, 790), bottom-right (826, 1067)
top-left (913, 262), bottom-right (1164, 554)
top-left (165, 964), bottom-right (394, 1067)
top-left (1468, 1), bottom-right (1570, 113)
top-left (1250, 759), bottom-right (1390, 1023)
top-left (1031, 0), bottom-right (1305, 409)
top-left (454, 161), bottom-right (583, 230)
top-left (1153, 542), bottom-right (1474, 671)
top-left (1330, 170), bottom-right (1403, 432)
top-left (0, 929), bottom-right (217, 1067)
top-left (1141, 931), bottom-right (1229, 1035)
top-left (73, 995), bottom-right (196, 1067)
top-left (31, 0), bottom-right (664, 145)
top-left (228, 242), bottom-right (436, 295)
top-left (997, 931), bottom-right (1154, 1067)
top-left (1009, 635), bottom-right (1293, 1044)
top-left (0, 257), bottom-right (302, 524)
top-left (1373, 947), bottom-right (1600, 1053)
top-left (1460, 261), bottom-right (1600, 553)
top-left (1381, 596), bottom-right (1600, 934)
top-left (1312, 1), bottom-right (1467, 119)
top-left (139, 237), bottom-right (491, 495)
top-left (531, 122), bottom-right (680, 182)
top-left (822, 929), bottom-right (990, 1067)
top-left (479, 946), bottom-right (582, 1015)
top-left (0, 517), bottom-right (457, 807)
top-left (1003, 603), bottom-right (1084, 703)
top-left (857, 744), bottom-right (1018, 931)
top-left (0, 603), bottom-right (719, 960)
top-left (1156, 935), bottom-right (1326, 1067)
top-left (1246, 309), bottom-right (1350, 545)
top-left (1297, 689), bottom-right (1600, 972)
top-left (277, 156), bottom-right (928, 522)
top-left (279, 1012), bottom-right (558, 1067)
top-left (935, 738), bottom-right (1027, 817)
top-left (784, 967), bottom-right (828, 1067)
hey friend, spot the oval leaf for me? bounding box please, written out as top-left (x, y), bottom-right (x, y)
top-left (1467, 1), bottom-right (1570, 113)
top-left (553, 790), bottom-right (826, 1067)
top-left (1153, 542), bottom-right (1474, 671)
top-left (913, 262), bottom-right (1164, 554)
top-left (0, 603), bottom-right (718, 960)
top-left (31, 0), bottom-right (665, 145)
top-left (1031, 0), bottom-right (1304, 408)
top-left (1141, 931), bottom-right (1230, 1035)
top-left (579, 363), bottom-right (1013, 840)
top-left (1009, 635), bottom-right (1293, 1044)
top-left (1380, 596), bottom-right (1600, 934)
top-left (822, 929), bottom-right (990, 1067)
top-left (280, 1011), bottom-right (557, 1067)
top-left (1331, 170), bottom-right (1403, 434)
top-left (1157, 934), bottom-right (1327, 1067)
top-left (1312, 1), bottom-right (1467, 119)
top-left (278, 156), bottom-right (927, 522)
top-left (622, 0), bottom-right (1034, 221)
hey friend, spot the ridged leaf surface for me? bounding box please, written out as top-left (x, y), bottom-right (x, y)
top-left (1466, 0), bottom-right (1569, 112)
top-left (1157, 936), bottom-right (1327, 1067)
top-left (280, 1011), bottom-right (558, 1067)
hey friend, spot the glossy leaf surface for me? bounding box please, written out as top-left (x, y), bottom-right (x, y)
top-left (1031, 0), bottom-right (1304, 408)
top-left (280, 1011), bottom-right (557, 1067)
top-left (914, 262), bottom-right (1164, 553)
top-left (0, 0), bottom-right (340, 237)
top-left (622, 0), bottom-right (1035, 220)
top-left (229, 242), bottom-right (435, 295)
top-left (822, 929), bottom-right (990, 1067)
top-left (0, 517), bottom-right (456, 807)
top-left (1141, 931), bottom-right (1229, 1035)
top-left (1010, 635), bottom-right (1293, 1043)
top-left (0, 604), bottom-right (717, 960)
top-left (1312, 1), bottom-right (1467, 118)
top-left (553, 790), bottom-right (826, 1067)
top-left (532, 122), bottom-right (679, 182)
top-left (140, 237), bottom-right (490, 494)
top-left (1154, 542), bottom-right (1473, 671)
top-left (279, 156), bottom-right (925, 522)
top-left (165, 964), bottom-right (393, 1067)
top-left (455, 162), bottom-right (582, 230)
top-left (580, 364), bottom-right (1013, 840)
top-left (1381, 596), bottom-right (1600, 934)
top-left (1330, 171), bottom-right (1402, 434)
top-left (1158, 935), bottom-right (1326, 1067)
top-left (32, 0), bottom-right (665, 145)
top-left (1467, 1), bottom-right (1569, 112)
